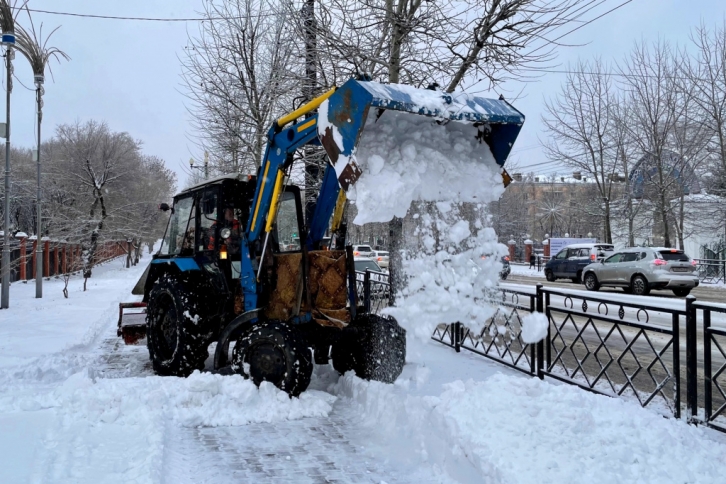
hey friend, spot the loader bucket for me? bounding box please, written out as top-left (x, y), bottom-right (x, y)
top-left (317, 79), bottom-right (525, 191)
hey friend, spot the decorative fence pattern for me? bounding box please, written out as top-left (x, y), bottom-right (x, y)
top-left (432, 288), bottom-right (537, 376)
top-left (697, 301), bottom-right (726, 432)
top-left (693, 258), bottom-right (726, 284)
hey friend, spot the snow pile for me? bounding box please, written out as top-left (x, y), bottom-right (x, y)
top-left (348, 111), bottom-right (505, 224)
top-left (2, 369), bottom-right (335, 427)
top-left (521, 312), bottom-right (549, 343)
top-left (335, 110), bottom-right (507, 339)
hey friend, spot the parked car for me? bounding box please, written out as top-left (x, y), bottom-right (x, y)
top-left (353, 245), bottom-right (375, 258)
top-left (582, 247), bottom-right (699, 296)
top-left (544, 243), bottom-right (615, 283)
top-left (500, 256), bottom-right (511, 280)
top-left (373, 250), bottom-right (389, 268)
top-left (354, 257), bottom-right (385, 274)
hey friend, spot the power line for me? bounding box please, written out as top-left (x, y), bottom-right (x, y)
top-left (528, 0), bottom-right (635, 56)
top-left (24, 7), bottom-right (281, 22)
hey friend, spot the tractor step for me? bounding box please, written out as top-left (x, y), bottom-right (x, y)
top-left (118, 302), bottom-right (148, 345)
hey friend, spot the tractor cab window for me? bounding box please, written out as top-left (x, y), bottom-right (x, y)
top-left (161, 195), bottom-right (195, 255)
top-left (199, 189), bottom-right (218, 252)
top-left (275, 191), bottom-right (302, 253)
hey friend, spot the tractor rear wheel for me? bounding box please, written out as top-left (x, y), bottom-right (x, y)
top-left (146, 273), bottom-right (209, 376)
top-left (232, 321), bottom-right (313, 397)
top-left (332, 314), bottom-right (406, 384)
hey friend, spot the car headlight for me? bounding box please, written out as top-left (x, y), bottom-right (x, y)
top-left (220, 228), bottom-right (232, 239)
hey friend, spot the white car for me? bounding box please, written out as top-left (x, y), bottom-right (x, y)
top-left (353, 245), bottom-right (375, 258)
top-left (373, 250), bottom-right (389, 268)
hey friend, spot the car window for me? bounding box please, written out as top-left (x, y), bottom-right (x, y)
top-left (657, 250), bottom-right (689, 262)
top-left (555, 250), bottom-right (568, 260)
top-left (356, 246), bottom-right (372, 252)
top-left (604, 253), bottom-right (622, 264)
top-left (620, 253), bottom-right (638, 262)
top-left (638, 252), bottom-right (648, 261)
top-left (595, 245), bottom-right (614, 251)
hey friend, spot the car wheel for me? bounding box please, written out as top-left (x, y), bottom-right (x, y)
top-left (672, 288), bottom-right (691, 297)
top-left (584, 272), bottom-right (600, 291)
top-left (631, 275), bottom-right (650, 296)
top-left (545, 270), bottom-right (555, 282)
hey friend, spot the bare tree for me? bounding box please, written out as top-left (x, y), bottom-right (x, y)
top-left (181, 0), bottom-right (298, 175)
top-left (49, 121), bottom-right (143, 281)
top-left (687, 21), bottom-right (726, 196)
top-left (618, 40), bottom-right (684, 247)
top-left (543, 59), bottom-right (619, 243)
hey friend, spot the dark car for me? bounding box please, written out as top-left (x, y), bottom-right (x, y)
top-left (544, 243), bottom-right (614, 283)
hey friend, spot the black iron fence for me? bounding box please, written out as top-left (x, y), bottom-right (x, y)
top-left (355, 269), bottom-right (390, 314)
top-left (693, 258), bottom-right (726, 284)
top-left (421, 283), bottom-right (726, 433)
top-left (696, 301), bottom-right (726, 432)
top-left (432, 288), bottom-right (537, 376)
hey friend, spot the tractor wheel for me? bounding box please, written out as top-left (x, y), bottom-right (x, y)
top-left (631, 275), bottom-right (650, 296)
top-left (232, 321), bottom-right (313, 397)
top-left (146, 273), bottom-right (209, 376)
top-left (584, 272), bottom-right (600, 292)
top-left (331, 314), bottom-right (406, 384)
top-left (545, 270), bottom-right (556, 282)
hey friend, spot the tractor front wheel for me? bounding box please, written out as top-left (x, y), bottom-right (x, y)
top-left (146, 273), bottom-right (209, 376)
top-left (332, 314), bottom-right (406, 384)
top-left (232, 321), bottom-right (313, 397)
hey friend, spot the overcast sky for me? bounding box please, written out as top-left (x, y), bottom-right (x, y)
top-left (7, 0), bottom-right (726, 192)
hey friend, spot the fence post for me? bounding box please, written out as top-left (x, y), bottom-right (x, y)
top-left (363, 269), bottom-right (371, 313)
top-left (31, 239), bottom-right (37, 280)
top-left (452, 322), bottom-right (461, 353)
top-left (685, 296), bottom-right (698, 421)
top-left (43, 240), bottom-right (50, 278)
top-left (703, 307), bottom-right (712, 424)
top-left (536, 283), bottom-right (545, 379)
top-left (18, 236), bottom-right (26, 280)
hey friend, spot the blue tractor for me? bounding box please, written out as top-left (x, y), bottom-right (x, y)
top-left (118, 79), bottom-right (524, 396)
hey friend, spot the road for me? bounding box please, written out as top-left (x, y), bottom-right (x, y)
top-left (504, 271), bottom-right (726, 303)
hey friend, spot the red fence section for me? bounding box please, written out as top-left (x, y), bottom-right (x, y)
top-left (0, 236), bottom-right (128, 283)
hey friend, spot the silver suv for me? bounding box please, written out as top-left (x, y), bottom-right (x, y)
top-left (582, 247), bottom-right (699, 297)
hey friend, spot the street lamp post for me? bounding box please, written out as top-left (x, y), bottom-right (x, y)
top-left (1, 30), bottom-right (14, 309)
top-left (189, 151), bottom-right (209, 180)
top-left (35, 74), bottom-right (43, 297)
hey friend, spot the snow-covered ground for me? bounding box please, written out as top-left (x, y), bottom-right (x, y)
top-left (509, 262), bottom-right (546, 278)
top-left (2, 252), bottom-right (726, 483)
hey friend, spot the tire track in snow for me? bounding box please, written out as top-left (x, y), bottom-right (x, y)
top-left (160, 400), bottom-right (419, 484)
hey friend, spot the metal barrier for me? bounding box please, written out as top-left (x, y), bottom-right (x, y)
top-left (542, 288), bottom-right (683, 418)
top-left (693, 259), bottom-right (725, 284)
top-left (355, 269), bottom-right (391, 315)
top-left (427, 284), bottom-right (726, 430)
top-left (693, 300), bottom-right (726, 432)
top-left (432, 287), bottom-right (538, 376)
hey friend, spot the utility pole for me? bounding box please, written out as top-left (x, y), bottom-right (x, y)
top-left (35, 74), bottom-right (43, 298)
top-left (302, 0), bottom-right (318, 225)
top-left (1, 31), bottom-right (15, 309)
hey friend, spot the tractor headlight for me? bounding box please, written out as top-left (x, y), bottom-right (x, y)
top-left (220, 228), bottom-right (232, 239)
